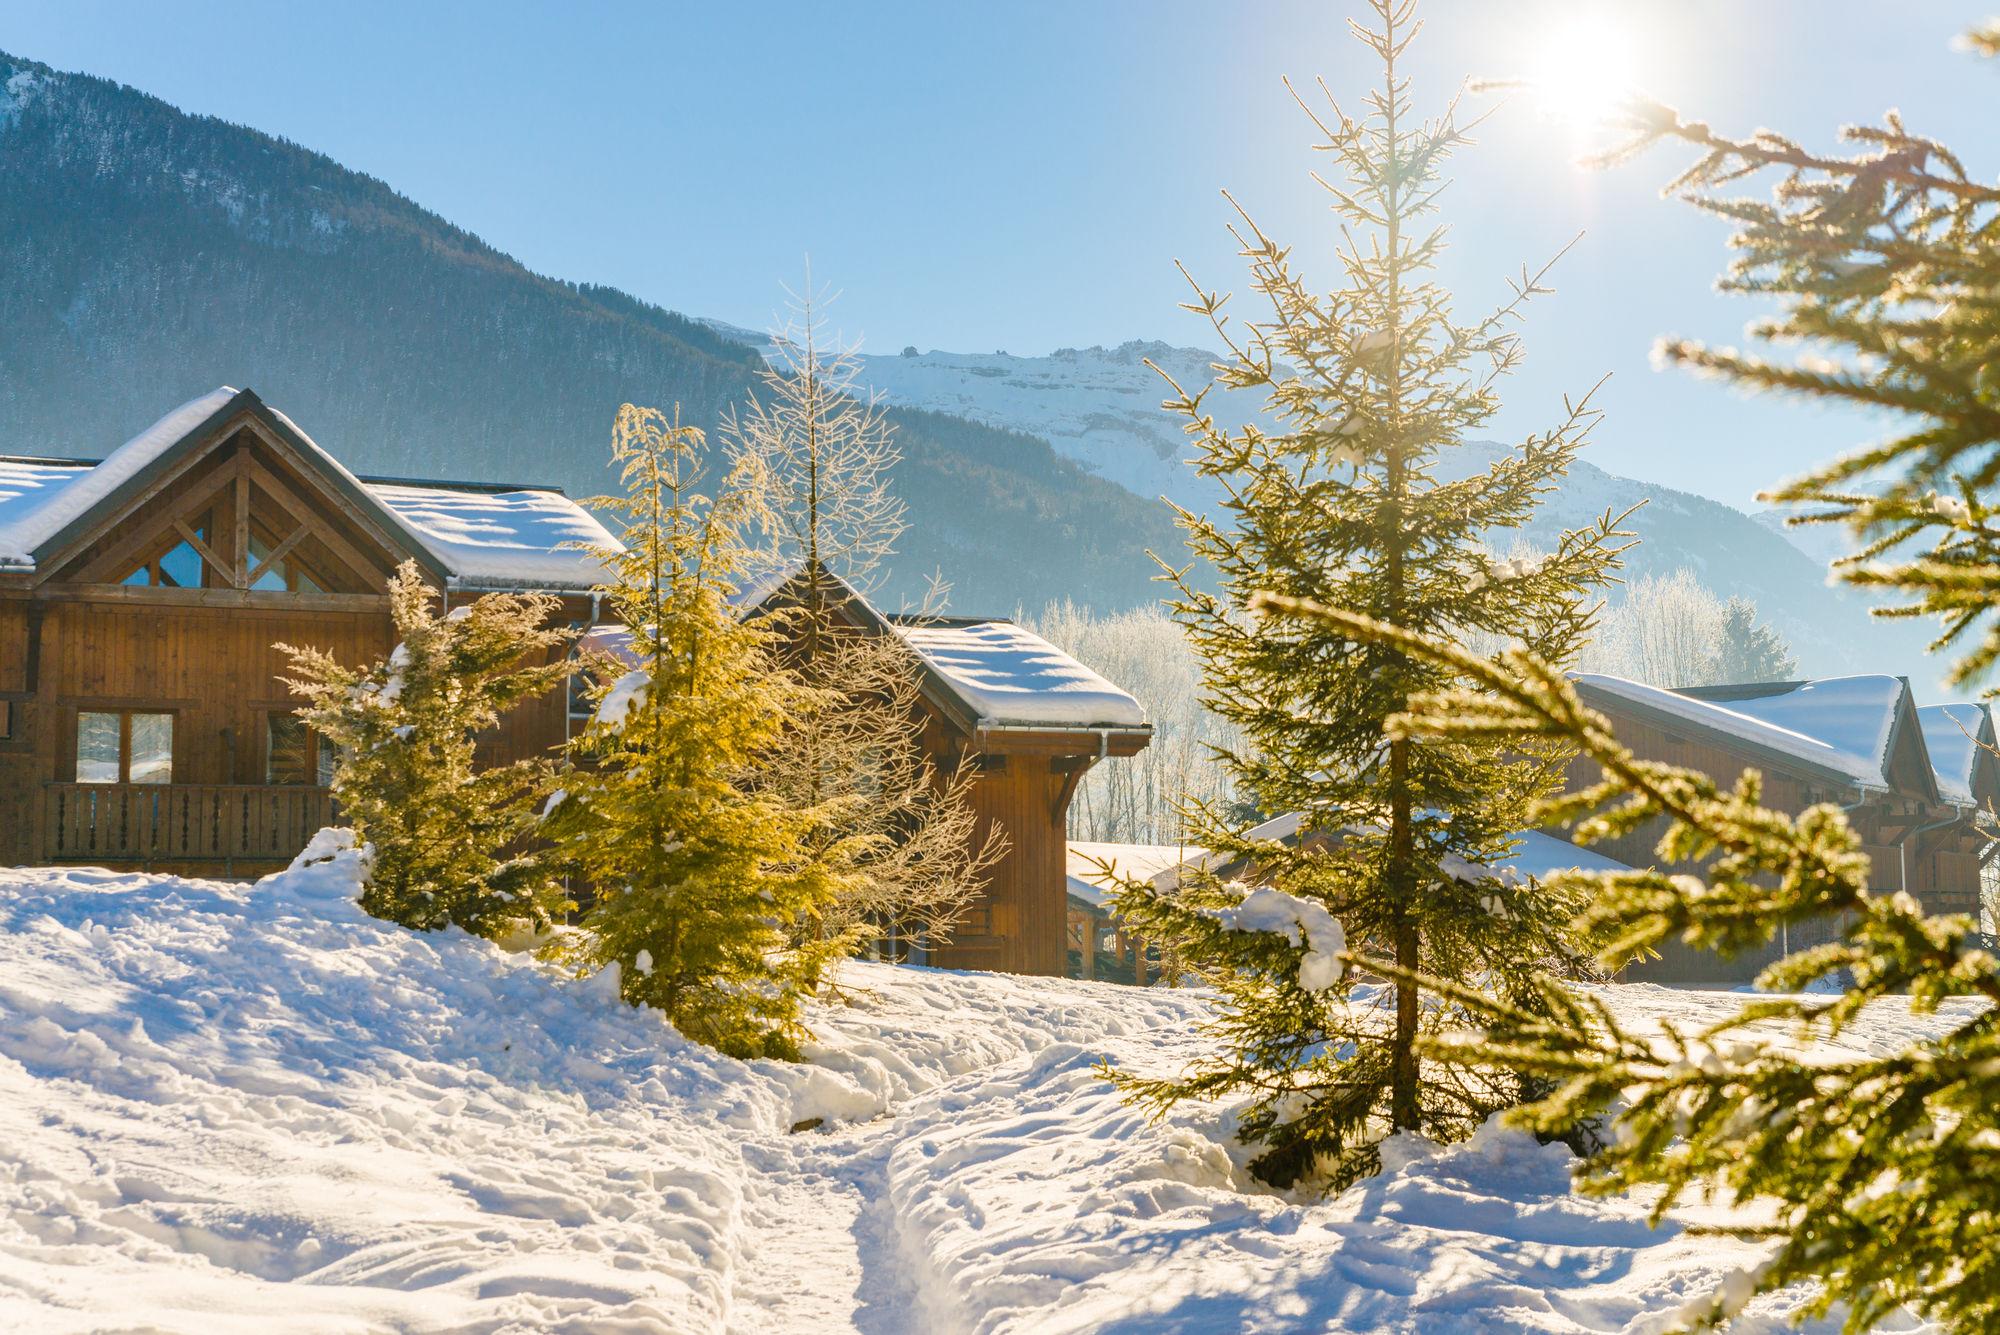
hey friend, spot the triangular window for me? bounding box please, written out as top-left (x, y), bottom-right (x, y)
top-left (118, 520), bottom-right (218, 588)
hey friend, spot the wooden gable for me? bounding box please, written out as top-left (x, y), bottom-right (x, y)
top-left (32, 392), bottom-right (431, 606)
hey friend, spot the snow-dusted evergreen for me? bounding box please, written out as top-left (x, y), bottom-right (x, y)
top-left (547, 406), bottom-right (842, 1059)
top-left (278, 562), bottom-right (573, 937)
top-left (1111, 0), bottom-right (1627, 1190)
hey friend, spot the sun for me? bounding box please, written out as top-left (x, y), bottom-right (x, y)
top-left (1527, 10), bottom-right (1642, 127)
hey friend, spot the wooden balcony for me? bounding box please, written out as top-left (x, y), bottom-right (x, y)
top-left (41, 782), bottom-right (335, 872)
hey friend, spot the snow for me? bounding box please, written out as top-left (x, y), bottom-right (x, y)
top-left (0, 859), bottom-right (1952, 1332)
top-left (1918, 702), bottom-right (1990, 807)
top-left (1495, 830), bottom-right (1633, 881)
top-left (369, 482), bottom-right (620, 592)
top-left (0, 458), bottom-right (89, 567)
top-left (897, 620), bottom-right (1147, 729)
top-left (593, 668), bottom-right (650, 729)
top-left (0, 388), bottom-right (237, 567)
top-left (1066, 841), bottom-right (1206, 909)
top-left (1206, 883), bottom-right (1346, 991)
top-left (1576, 673), bottom-right (1902, 788)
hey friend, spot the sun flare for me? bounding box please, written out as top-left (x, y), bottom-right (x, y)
top-left (1528, 9), bottom-right (1642, 126)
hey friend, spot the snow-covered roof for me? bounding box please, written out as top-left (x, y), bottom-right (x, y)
top-left (0, 457), bottom-right (92, 568)
top-left (0, 387), bottom-right (621, 591)
top-left (370, 483), bottom-right (617, 591)
top-left (896, 620), bottom-right (1147, 729)
top-left (1918, 703), bottom-right (1992, 808)
top-left (1066, 841), bottom-right (1207, 908)
top-left (1489, 830), bottom-right (1632, 881)
top-left (1575, 674), bottom-right (1905, 791)
top-left (0, 389), bottom-right (238, 569)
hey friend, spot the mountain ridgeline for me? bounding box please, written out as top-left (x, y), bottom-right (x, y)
top-left (0, 52), bottom-right (1180, 614)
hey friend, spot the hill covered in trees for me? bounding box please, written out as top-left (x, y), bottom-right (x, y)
top-left (0, 52), bottom-right (1179, 614)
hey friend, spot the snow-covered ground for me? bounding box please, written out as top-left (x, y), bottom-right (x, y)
top-left (0, 857), bottom-right (1949, 1333)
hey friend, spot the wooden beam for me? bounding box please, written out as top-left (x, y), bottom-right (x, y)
top-left (233, 452), bottom-right (251, 586)
top-left (31, 583), bottom-right (391, 614)
top-left (242, 523), bottom-right (309, 591)
top-left (245, 458), bottom-right (400, 593)
top-left (63, 467), bottom-right (240, 586)
top-left (172, 517), bottom-right (239, 590)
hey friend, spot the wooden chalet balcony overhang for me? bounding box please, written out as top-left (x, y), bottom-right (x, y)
top-left (41, 782), bottom-right (334, 871)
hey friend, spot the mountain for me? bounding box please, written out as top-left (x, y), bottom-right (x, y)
top-left (766, 336), bottom-right (1945, 691)
top-left (0, 52), bottom-right (1180, 615)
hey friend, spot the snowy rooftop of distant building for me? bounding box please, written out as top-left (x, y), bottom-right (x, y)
top-left (579, 589), bottom-right (1148, 735)
top-left (1917, 702), bottom-right (1992, 808)
top-left (896, 619), bottom-right (1146, 729)
top-left (0, 388), bottom-right (620, 589)
top-left (1576, 674), bottom-right (1909, 791)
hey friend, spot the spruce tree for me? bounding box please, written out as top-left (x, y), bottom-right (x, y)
top-left (1710, 597), bottom-right (1797, 683)
top-left (1109, 0), bottom-right (1627, 1190)
top-left (278, 562), bottom-right (573, 937)
top-left (723, 282), bottom-right (1001, 951)
top-left (547, 404), bottom-right (844, 1060)
top-left (1274, 32), bottom-right (2000, 1327)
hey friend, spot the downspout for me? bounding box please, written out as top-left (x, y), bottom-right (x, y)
top-left (1899, 806), bottom-right (1967, 911)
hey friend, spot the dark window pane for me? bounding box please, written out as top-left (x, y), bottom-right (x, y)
top-left (77, 712), bottom-right (120, 783)
top-left (267, 714), bottom-right (311, 784)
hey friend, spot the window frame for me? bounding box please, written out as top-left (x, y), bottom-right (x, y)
top-left (262, 709), bottom-right (336, 787)
top-left (73, 707), bottom-right (177, 785)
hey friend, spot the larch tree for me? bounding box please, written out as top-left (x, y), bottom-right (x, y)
top-left (1109, 0), bottom-right (1628, 1191)
top-left (1289, 26), bottom-right (2000, 1330)
top-left (548, 404), bottom-right (845, 1059)
top-left (723, 281), bottom-right (1000, 953)
top-left (279, 561), bottom-right (574, 938)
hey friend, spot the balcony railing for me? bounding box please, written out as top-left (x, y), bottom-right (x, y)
top-left (42, 783), bottom-right (336, 868)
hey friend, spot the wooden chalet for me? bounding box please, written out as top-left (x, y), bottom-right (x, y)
top-left (0, 387), bottom-right (618, 878)
top-left (0, 390), bottom-right (1155, 979)
top-left (1568, 674), bottom-right (1996, 984)
top-left (595, 564), bottom-right (1157, 976)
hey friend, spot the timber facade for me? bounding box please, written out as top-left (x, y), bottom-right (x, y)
top-left (0, 389), bottom-right (1152, 978)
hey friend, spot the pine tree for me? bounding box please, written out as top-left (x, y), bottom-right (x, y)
top-left (1108, 0), bottom-right (1628, 1191)
top-left (723, 281), bottom-right (1001, 952)
top-left (1710, 596), bottom-right (1797, 683)
top-left (548, 404), bottom-right (843, 1059)
top-left (278, 562), bottom-right (573, 937)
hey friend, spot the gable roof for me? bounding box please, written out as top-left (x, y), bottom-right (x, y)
top-left (1918, 703), bottom-right (1997, 808)
top-left (0, 387), bottom-right (621, 591)
top-left (1575, 673), bottom-right (1937, 800)
top-left (592, 562), bottom-right (1150, 735)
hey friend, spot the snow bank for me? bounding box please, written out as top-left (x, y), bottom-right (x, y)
top-left (0, 858), bottom-right (814, 1332)
top-left (897, 620), bottom-right (1147, 728)
top-left (0, 860), bottom-right (1949, 1332)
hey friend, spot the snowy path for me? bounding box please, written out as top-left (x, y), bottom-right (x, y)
top-left (727, 1125), bottom-right (922, 1335)
top-left (0, 861), bottom-right (1956, 1333)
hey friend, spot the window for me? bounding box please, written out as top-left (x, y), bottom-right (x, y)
top-left (76, 710), bottom-right (173, 784)
top-left (266, 712), bottom-right (336, 785)
top-left (120, 517), bottom-right (217, 588)
top-left (248, 527), bottom-right (325, 594)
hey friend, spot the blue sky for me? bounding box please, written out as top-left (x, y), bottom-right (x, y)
top-left (5, 1), bottom-right (1993, 509)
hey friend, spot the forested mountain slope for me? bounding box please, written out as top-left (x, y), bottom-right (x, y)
top-left (0, 53), bottom-right (1179, 614)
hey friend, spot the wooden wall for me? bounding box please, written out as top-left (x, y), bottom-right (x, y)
top-left (1565, 705), bottom-right (1985, 983)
